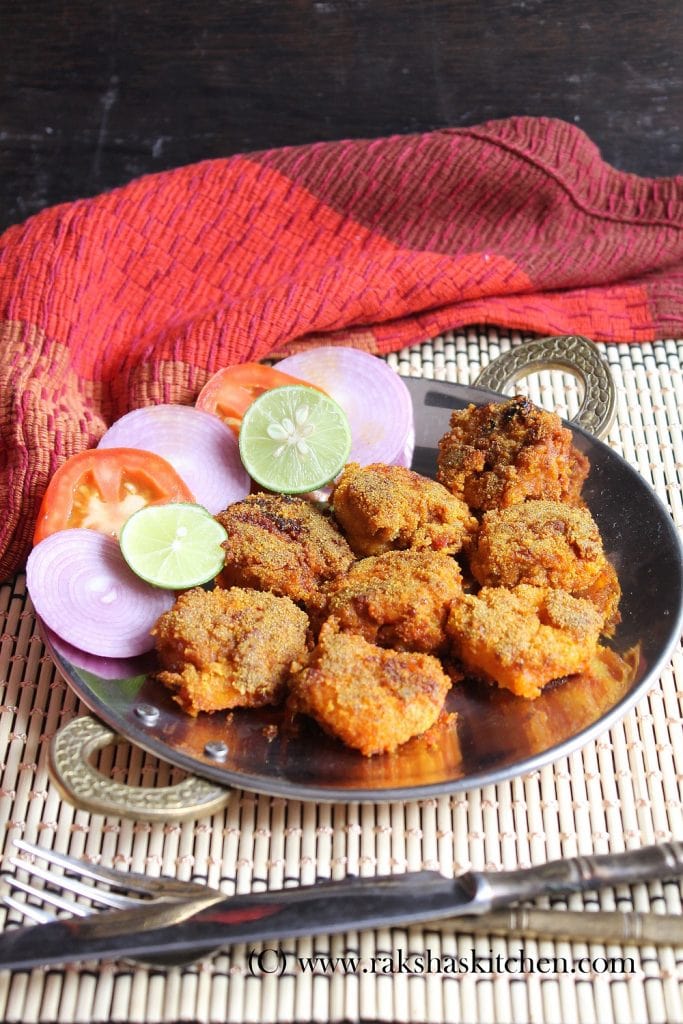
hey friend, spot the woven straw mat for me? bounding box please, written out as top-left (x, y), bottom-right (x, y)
top-left (1, 329), bottom-right (682, 1024)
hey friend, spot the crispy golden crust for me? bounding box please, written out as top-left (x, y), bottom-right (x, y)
top-left (470, 500), bottom-right (604, 590)
top-left (574, 560), bottom-right (622, 637)
top-left (153, 586), bottom-right (309, 715)
top-left (469, 500), bottom-right (621, 635)
top-left (149, 390), bottom-right (623, 741)
top-left (331, 462), bottom-right (477, 557)
top-left (436, 396), bottom-right (589, 512)
top-left (216, 493), bottom-right (354, 611)
top-left (320, 549), bottom-right (463, 654)
top-left (446, 584), bottom-right (603, 699)
top-left (288, 622), bottom-right (452, 756)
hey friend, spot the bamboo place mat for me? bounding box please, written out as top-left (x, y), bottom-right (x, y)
top-left (1, 328), bottom-right (682, 1024)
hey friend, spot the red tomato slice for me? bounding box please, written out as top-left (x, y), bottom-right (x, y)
top-left (33, 448), bottom-right (195, 544)
top-left (196, 363), bottom-right (327, 434)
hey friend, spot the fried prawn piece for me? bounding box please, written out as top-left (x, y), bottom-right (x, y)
top-left (469, 500), bottom-right (621, 634)
top-left (331, 461), bottom-right (477, 557)
top-left (320, 549), bottom-right (463, 654)
top-left (288, 622), bottom-right (452, 756)
top-left (216, 493), bottom-right (354, 611)
top-left (436, 395), bottom-right (589, 512)
top-left (447, 584), bottom-right (603, 699)
top-left (153, 586), bottom-right (309, 715)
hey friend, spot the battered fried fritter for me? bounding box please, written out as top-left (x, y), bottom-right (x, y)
top-left (153, 586), bottom-right (309, 715)
top-left (331, 462), bottom-right (477, 557)
top-left (446, 584), bottom-right (603, 699)
top-left (574, 561), bottom-right (622, 637)
top-left (437, 395), bottom-right (589, 511)
top-left (216, 493), bottom-right (354, 611)
top-left (469, 500), bottom-right (621, 633)
top-left (288, 622), bottom-right (452, 756)
top-left (320, 549), bottom-right (463, 654)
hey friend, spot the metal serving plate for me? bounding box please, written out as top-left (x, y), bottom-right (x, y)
top-left (42, 377), bottom-right (683, 804)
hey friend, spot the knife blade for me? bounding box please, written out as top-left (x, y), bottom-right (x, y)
top-left (1, 841), bottom-right (682, 970)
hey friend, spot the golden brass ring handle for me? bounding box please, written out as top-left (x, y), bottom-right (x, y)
top-left (49, 716), bottom-right (232, 821)
top-left (474, 334), bottom-right (616, 439)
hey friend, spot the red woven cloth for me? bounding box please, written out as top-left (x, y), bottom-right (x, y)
top-left (1, 116), bottom-right (683, 579)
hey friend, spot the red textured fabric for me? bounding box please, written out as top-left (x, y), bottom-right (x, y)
top-left (1, 116), bottom-right (683, 579)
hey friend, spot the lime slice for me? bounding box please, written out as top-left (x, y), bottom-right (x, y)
top-left (119, 502), bottom-right (228, 589)
top-left (238, 385), bottom-right (352, 493)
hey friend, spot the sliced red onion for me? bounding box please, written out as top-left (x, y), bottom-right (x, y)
top-left (98, 404), bottom-right (250, 514)
top-left (40, 622), bottom-right (156, 679)
top-left (276, 348), bottom-right (414, 468)
top-left (41, 625), bottom-right (156, 680)
top-left (396, 422), bottom-right (416, 468)
top-left (27, 530), bottom-right (175, 658)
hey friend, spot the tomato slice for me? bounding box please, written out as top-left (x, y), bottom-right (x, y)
top-left (195, 363), bottom-right (327, 434)
top-left (33, 448), bottom-right (195, 544)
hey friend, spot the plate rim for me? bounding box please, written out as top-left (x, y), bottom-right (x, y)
top-left (42, 378), bottom-right (683, 803)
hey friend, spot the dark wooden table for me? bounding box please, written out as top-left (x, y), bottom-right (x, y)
top-left (2, 0), bottom-right (682, 232)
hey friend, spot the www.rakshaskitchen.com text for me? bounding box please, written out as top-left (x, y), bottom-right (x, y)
top-left (247, 947), bottom-right (636, 977)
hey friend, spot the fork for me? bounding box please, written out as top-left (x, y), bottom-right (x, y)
top-left (1, 838), bottom-right (219, 968)
top-left (4, 839), bottom-right (683, 968)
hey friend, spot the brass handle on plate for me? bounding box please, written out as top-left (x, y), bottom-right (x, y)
top-left (49, 716), bottom-right (232, 822)
top-left (474, 334), bottom-right (616, 439)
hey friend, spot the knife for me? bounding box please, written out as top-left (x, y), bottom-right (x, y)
top-left (1, 842), bottom-right (682, 970)
top-left (449, 907), bottom-right (683, 946)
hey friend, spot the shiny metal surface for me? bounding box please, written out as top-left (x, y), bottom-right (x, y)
top-left (49, 716), bottom-right (232, 820)
top-left (43, 376), bottom-right (683, 804)
top-left (3, 842), bottom-right (683, 969)
top-left (6, 839), bottom-right (683, 970)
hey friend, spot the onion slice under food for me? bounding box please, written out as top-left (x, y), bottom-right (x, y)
top-left (98, 404), bottom-right (250, 514)
top-left (27, 530), bottom-right (175, 658)
top-left (42, 625), bottom-right (156, 681)
top-left (276, 348), bottom-right (414, 468)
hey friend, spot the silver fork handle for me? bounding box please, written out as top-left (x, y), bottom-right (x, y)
top-left (466, 843), bottom-right (683, 912)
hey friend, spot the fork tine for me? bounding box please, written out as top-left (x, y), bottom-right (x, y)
top-left (12, 839), bottom-right (157, 895)
top-left (11, 838), bottom-right (208, 900)
top-left (1, 889), bottom-right (210, 970)
top-left (9, 857), bottom-right (139, 910)
top-left (7, 876), bottom-right (91, 917)
top-left (2, 892), bottom-right (55, 925)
